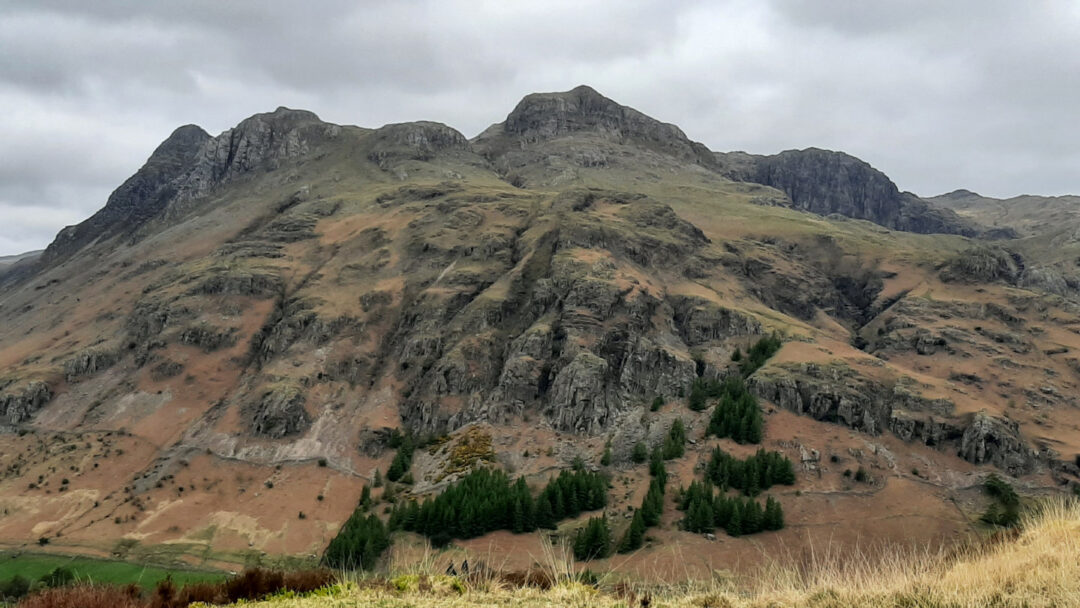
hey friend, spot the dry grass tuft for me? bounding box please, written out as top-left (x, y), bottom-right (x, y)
top-left (16, 584), bottom-right (144, 608)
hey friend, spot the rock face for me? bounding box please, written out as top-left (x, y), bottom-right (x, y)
top-left (959, 412), bottom-right (1037, 475)
top-left (940, 247), bottom-right (1024, 284)
top-left (0, 382), bottom-right (52, 425)
top-left (176, 108), bottom-right (330, 199)
top-left (390, 188), bottom-right (743, 436)
top-left (368, 121), bottom-right (470, 169)
top-left (751, 148), bottom-right (980, 236)
top-left (38, 108), bottom-right (338, 269)
top-left (40, 124), bottom-right (210, 265)
top-left (751, 362), bottom-right (1040, 473)
top-left (250, 385), bottom-right (311, 438)
top-left (749, 362), bottom-right (952, 436)
top-left (671, 296), bottom-right (762, 345)
top-left (501, 85), bottom-right (716, 164)
top-left (545, 352), bottom-right (614, 434)
top-left (473, 85), bottom-right (719, 184)
top-left (940, 247), bottom-right (1080, 299)
top-left (64, 349), bottom-right (119, 382)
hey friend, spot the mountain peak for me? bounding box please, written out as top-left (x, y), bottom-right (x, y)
top-left (39, 123), bottom-right (211, 266)
top-left (502, 85), bottom-right (686, 142)
top-left (256, 106), bottom-right (321, 123)
top-left (937, 188), bottom-right (983, 199)
top-left (472, 86), bottom-right (720, 184)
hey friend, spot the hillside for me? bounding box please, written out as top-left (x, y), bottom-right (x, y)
top-left (182, 500), bottom-right (1080, 608)
top-left (0, 86), bottom-right (1077, 576)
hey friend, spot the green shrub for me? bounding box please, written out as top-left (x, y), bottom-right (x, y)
top-left (981, 474), bottom-right (1021, 527)
top-left (650, 396), bottom-right (664, 412)
top-left (0, 574), bottom-right (30, 599)
top-left (40, 566), bottom-right (75, 588)
top-left (631, 442), bottom-right (648, 464)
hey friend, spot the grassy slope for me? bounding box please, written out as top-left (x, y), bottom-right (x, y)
top-left (0, 552), bottom-right (224, 588)
top-left (206, 499), bottom-right (1080, 607)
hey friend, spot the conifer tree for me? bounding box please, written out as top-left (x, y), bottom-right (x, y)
top-left (764, 496), bottom-right (784, 531)
top-left (387, 434), bottom-right (415, 482)
top-left (726, 501), bottom-right (743, 537)
top-left (324, 510), bottom-right (390, 570)
top-left (573, 516), bottom-right (612, 561)
top-left (617, 509), bottom-right (646, 553)
top-left (663, 418), bottom-right (687, 460)
top-left (535, 494), bottom-right (556, 529)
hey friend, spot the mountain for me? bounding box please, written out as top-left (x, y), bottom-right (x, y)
top-left (930, 189), bottom-right (1080, 296)
top-left (0, 87), bottom-right (1077, 576)
top-left (0, 249), bottom-right (42, 267)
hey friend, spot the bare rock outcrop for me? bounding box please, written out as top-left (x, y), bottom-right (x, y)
top-left (958, 411), bottom-right (1037, 475)
top-left (250, 385), bottom-right (311, 438)
top-left (752, 148), bottom-right (980, 236)
top-left (39, 124), bottom-right (211, 265)
top-left (368, 121), bottom-right (471, 169)
top-left (63, 348), bottom-right (120, 382)
top-left (0, 381), bottom-right (52, 425)
top-left (940, 246), bottom-right (1023, 284)
top-left (751, 362), bottom-right (1040, 474)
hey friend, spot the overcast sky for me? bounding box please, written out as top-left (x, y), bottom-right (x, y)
top-left (2, 1), bottom-right (1078, 255)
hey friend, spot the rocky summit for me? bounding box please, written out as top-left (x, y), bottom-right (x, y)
top-left (0, 86), bottom-right (1077, 577)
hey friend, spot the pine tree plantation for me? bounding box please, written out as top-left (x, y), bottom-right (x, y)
top-left (705, 376), bottom-right (764, 444)
top-left (323, 511), bottom-right (390, 570)
top-left (704, 447), bottom-right (795, 496)
top-left (677, 480), bottom-right (785, 536)
top-left (386, 467), bottom-right (608, 546)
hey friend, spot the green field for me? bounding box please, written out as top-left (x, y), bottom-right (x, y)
top-left (0, 551), bottom-right (225, 589)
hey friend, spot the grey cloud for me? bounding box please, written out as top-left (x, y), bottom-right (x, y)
top-left (1, 0), bottom-right (1078, 255)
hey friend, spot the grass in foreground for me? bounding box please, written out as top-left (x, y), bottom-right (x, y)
top-left (218, 498), bottom-right (1080, 608)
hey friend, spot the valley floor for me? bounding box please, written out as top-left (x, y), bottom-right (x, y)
top-left (204, 499), bottom-right (1080, 608)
